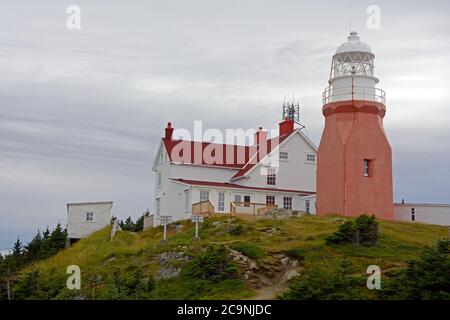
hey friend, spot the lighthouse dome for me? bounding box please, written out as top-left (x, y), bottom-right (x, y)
top-left (335, 31), bottom-right (373, 55)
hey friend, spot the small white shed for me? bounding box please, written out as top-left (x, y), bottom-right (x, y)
top-left (67, 201), bottom-right (113, 245)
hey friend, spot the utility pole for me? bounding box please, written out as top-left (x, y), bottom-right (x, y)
top-left (191, 215), bottom-right (204, 241)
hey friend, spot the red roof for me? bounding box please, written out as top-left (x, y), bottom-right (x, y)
top-left (162, 138), bottom-right (252, 168)
top-left (171, 178), bottom-right (315, 195)
top-left (162, 130), bottom-right (296, 175)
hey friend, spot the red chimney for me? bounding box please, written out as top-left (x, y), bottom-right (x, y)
top-left (253, 127), bottom-right (268, 146)
top-left (165, 122), bottom-right (174, 139)
top-left (279, 117), bottom-right (294, 136)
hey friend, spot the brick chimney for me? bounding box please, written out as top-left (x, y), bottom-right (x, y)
top-left (253, 127), bottom-right (268, 146)
top-left (164, 122), bottom-right (174, 139)
top-left (279, 117), bottom-right (294, 136)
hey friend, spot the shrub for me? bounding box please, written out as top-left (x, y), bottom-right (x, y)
top-left (231, 242), bottom-right (265, 260)
top-left (229, 224), bottom-right (245, 236)
top-left (183, 246), bottom-right (240, 282)
top-left (326, 214), bottom-right (379, 246)
top-left (286, 248), bottom-right (305, 261)
top-left (281, 259), bottom-right (361, 300)
top-left (399, 239), bottom-right (450, 299)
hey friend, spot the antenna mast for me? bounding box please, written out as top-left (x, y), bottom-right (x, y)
top-left (282, 98), bottom-right (305, 130)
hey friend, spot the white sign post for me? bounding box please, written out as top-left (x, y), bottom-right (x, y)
top-left (110, 219), bottom-right (122, 241)
top-left (191, 215), bottom-right (204, 241)
top-left (160, 215), bottom-right (172, 243)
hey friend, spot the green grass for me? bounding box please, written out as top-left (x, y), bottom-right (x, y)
top-left (14, 215), bottom-right (448, 300)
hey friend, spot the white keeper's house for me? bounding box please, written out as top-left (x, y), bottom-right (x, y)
top-left (152, 117), bottom-right (317, 225)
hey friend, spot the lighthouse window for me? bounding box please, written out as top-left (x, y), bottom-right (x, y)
top-left (364, 159), bottom-right (371, 177)
top-left (307, 154), bottom-right (316, 162)
top-left (267, 168), bottom-right (276, 185)
top-left (411, 208), bottom-right (415, 221)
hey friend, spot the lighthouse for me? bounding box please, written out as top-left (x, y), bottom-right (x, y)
top-left (316, 31), bottom-right (394, 220)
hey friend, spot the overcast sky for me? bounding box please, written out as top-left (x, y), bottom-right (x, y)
top-left (1, 0), bottom-right (449, 249)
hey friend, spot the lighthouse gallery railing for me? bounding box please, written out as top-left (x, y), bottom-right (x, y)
top-left (322, 86), bottom-right (386, 105)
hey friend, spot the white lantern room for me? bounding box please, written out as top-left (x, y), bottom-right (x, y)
top-left (323, 31), bottom-right (385, 104)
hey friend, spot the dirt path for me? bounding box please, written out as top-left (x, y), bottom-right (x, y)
top-left (249, 264), bottom-right (299, 300)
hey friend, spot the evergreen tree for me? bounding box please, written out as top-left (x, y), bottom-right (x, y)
top-left (13, 269), bottom-right (40, 300)
top-left (400, 239), bottom-right (450, 299)
top-left (119, 217), bottom-right (134, 231)
top-left (48, 223), bottom-right (67, 256)
top-left (40, 227), bottom-right (52, 258)
top-left (12, 237), bottom-right (23, 270)
top-left (24, 231), bottom-right (43, 263)
top-left (134, 215), bottom-right (144, 232)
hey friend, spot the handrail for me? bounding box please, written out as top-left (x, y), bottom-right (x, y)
top-left (322, 86), bottom-right (385, 104)
top-left (230, 201), bottom-right (277, 216)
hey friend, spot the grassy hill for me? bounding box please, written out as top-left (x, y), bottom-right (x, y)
top-left (13, 215), bottom-right (449, 300)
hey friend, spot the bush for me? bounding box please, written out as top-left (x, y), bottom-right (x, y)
top-left (286, 248), bottom-right (305, 261)
top-left (183, 246), bottom-right (240, 282)
top-left (281, 259), bottom-right (361, 300)
top-left (229, 224), bottom-right (245, 236)
top-left (231, 242), bottom-right (265, 260)
top-left (399, 239), bottom-right (450, 299)
top-left (326, 214), bottom-right (379, 246)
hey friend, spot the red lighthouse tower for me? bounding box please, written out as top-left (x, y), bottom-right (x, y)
top-left (316, 31), bottom-right (393, 220)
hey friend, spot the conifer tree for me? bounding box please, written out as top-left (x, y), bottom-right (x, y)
top-left (11, 237), bottom-right (23, 270)
top-left (48, 224), bottom-right (67, 256)
top-left (24, 231), bottom-right (43, 263)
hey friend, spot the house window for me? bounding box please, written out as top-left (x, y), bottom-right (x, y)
top-left (184, 190), bottom-right (190, 212)
top-left (279, 151), bottom-right (289, 160)
top-left (157, 171), bottom-right (162, 186)
top-left (305, 200), bottom-right (310, 213)
top-left (200, 190), bottom-right (209, 202)
top-left (86, 212), bottom-right (94, 222)
top-left (244, 195), bottom-right (251, 207)
top-left (411, 208), bottom-right (415, 221)
top-left (364, 159), bottom-right (371, 177)
top-left (267, 167), bottom-right (276, 185)
top-left (156, 198), bottom-right (161, 217)
top-left (266, 195), bottom-right (275, 205)
top-left (218, 192), bottom-right (225, 211)
top-left (306, 154), bottom-right (316, 162)
top-left (234, 194), bottom-right (242, 203)
top-left (283, 197), bottom-right (292, 210)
